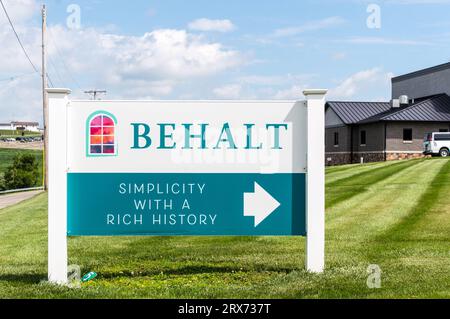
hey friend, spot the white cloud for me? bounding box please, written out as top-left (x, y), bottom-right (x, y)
top-left (188, 18), bottom-right (236, 33)
top-left (331, 52), bottom-right (347, 60)
top-left (273, 85), bottom-right (309, 100)
top-left (344, 36), bottom-right (431, 46)
top-left (0, 1), bottom-right (245, 123)
top-left (213, 84), bottom-right (242, 99)
top-left (385, 0), bottom-right (450, 4)
top-left (271, 16), bottom-right (345, 38)
top-left (328, 67), bottom-right (394, 100)
top-left (45, 26), bottom-right (243, 82)
top-left (0, 0), bottom-right (38, 25)
top-left (238, 74), bottom-right (316, 86)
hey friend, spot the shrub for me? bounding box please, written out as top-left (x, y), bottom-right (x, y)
top-left (1, 153), bottom-right (39, 190)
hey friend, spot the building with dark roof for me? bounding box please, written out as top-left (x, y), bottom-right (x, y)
top-left (325, 64), bottom-right (450, 165)
top-left (0, 121), bottom-right (40, 133)
top-left (392, 62), bottom-right (450, 101)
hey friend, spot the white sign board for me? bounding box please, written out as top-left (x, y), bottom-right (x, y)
top-left (46, 88), bottom-right (326, 284)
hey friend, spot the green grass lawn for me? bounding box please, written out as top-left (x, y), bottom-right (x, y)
top-left (0, 148), bottom-right (43, 189)
top-left (0, 158), bottom-right (449, 298)
top-left (0, 130), bottom-right (41, 138)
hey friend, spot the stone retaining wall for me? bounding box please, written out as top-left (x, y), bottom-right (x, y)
top-left (386, 152), bottom-right (428, 161)
top-left (326, 151), bottom-right (430, 166)
top-left (325, 153), bottom-right (351, 166)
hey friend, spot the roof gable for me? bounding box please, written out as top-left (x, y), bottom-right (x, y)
top-left (326, 101), bottom-right (391, 124)
top-left (360, 94), bottom-right (450, 123)
top-left (392, 62), bottom-right (450, 83)
top-left (325, 107), bottom-right (345, 127)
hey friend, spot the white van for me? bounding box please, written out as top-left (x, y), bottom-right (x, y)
top-left (424, 132), bottom-right (450, 157)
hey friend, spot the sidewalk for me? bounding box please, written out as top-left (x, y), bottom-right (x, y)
top-left (0, 190), bottom-right (43, 211)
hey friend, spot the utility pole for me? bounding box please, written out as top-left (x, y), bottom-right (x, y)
top-left (84, 90), bottom-right (107, 100)
top-left (42, 4), bottom-right (49, 190)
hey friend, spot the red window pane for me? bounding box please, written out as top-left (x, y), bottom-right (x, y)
top-left (103, 127), bottom-right (114, 135)
top-left (91, 116), bottom-right (102, 126)
top-left (103, 116), bottom-right (114, 126)
top-left (103, 136), bottom-right (115, 145)
top-left (90, 136), bottom-right (102, 145)
top-left (103, 146), bottom-right (115, 154)
top-left (90, 127), bottom-right (102, 135)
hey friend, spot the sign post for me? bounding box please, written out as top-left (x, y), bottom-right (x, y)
top-left (47, 88), bottom-right (326, 284)
top-left (47, 88), bottom-right (70, 284)
top-left (304, 89), bottom-right (327, 273)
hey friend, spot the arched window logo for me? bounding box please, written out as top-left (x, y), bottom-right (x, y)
top-left (86, 111), bottom-right (118, 157)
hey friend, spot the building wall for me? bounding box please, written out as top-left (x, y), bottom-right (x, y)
top-left (325, 121), bottom-right (450, 166)
top-left (386, 122), bottom-right (450, 160)
top-left (392, 66), bottom-right (450, 100)
top-left (351, 122), bottom-right (386, 163)
top-left (325, 125), bottom-right (352, 166)
top-left (386, 122), bottom-right (450, 151)
top-left (11, 124), bottom-right (40, 132)
top-left (0, 124), bottom-right (12, 131)
top-left (325, 107), bottom-right (345, 127)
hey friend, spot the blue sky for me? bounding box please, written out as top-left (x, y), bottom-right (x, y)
top-left (1, 0), bottom-right (450, 123)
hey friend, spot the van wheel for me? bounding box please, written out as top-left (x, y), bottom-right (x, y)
top-left (440, 148), bottom-right (449, 157)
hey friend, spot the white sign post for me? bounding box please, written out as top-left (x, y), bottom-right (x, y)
top-left (46, 88), bottom-right (326, 284)
top-left (47, 88), bottom-right (70, 284)
top-left (304, 89), bottom-right (327, 273)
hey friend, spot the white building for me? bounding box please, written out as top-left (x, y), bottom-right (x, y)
top-left (0, 123), bottom-right (12, 130)
top-left (0, 121), bottom-right (40, 132)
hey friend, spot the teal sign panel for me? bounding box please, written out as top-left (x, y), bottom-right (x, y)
top-left (67, 173), bottom-right (306, 236)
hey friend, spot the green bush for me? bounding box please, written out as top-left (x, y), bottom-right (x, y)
top-left (0, 154), bottom-right (39, 191)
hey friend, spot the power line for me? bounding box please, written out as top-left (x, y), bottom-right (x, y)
top-left (47, 27), bottom-right (83, 91)
top-left (0, 0), bottom-right (39, 73)
top-left (47, 54), bottom-right (66, 87)
top-left (46, 73), bottom-right (54, 87)
top-left (0, 71), bottom-right (38, 83)
top-left (84, 90), bottom-right (107, 100)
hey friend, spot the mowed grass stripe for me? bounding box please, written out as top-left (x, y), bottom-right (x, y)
top-left (356, 159), bottom-right (450, 296)
top-left (326, 159), bottom-right (424, 208)
top-left (326, 161), bottom-right (395, 185)
top-left (379, 159), bottom-right (450, 242)
top-left (326, 159), bottom-right (443, 238)
top-left (326, 161), bottom-right (382, 175)
top-left (327, 159), bottom-right (422, 187)
top-left (326, 164), bottom-right (398, 186)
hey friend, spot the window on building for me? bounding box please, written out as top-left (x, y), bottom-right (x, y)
top-left (88, 113), bottom-right (116, 156)
top-left (360, 130), bottom-right (366, 146)
top-left (439, 129), bottom-right (449, 132)
top-left (334, 132), bottom-right (339, 146)
top-left (403, 128), bottom-right (413, 142)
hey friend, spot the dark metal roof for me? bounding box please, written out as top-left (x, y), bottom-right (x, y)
top-left (11, 121), bottom-right (39, 126)
top-left (326, 101), bottom-right (391, 124)
top-left (392, 62), bottom-right (450, 83)
top-left (359, 94), bottom-right (450, 123)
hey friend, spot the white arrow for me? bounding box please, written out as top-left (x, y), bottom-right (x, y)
top-left (244, 182), bottom-right (281, 227)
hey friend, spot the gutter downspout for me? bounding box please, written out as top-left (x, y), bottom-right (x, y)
top-left (350, 124), bottom-right (354, 164)
top-left (384, 122), bottom-right (387, 162)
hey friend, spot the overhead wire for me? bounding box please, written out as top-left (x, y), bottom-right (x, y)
top-left (47, 27), bottom-right (83, 91)
top-left (0, 0), bottom-right (39, 73)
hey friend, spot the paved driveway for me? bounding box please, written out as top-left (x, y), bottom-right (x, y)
top-left (0, 191), bottom-right (43, 211)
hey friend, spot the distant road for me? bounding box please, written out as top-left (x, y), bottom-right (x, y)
top-left (0, 190), bottom-right (43, 211)
top-left (0, 141), bottom-right (43, 150)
